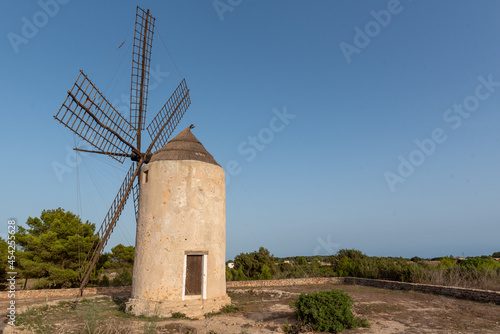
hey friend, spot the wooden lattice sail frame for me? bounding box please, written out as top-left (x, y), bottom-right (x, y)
top-left (54, 6), bottom-right (191, 293)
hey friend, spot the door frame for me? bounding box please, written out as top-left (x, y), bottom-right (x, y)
top-left (182, 250), bottom-right (208, 300)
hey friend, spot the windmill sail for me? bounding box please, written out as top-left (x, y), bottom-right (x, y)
top-left (55, 71), bottom-right (136, 163)
top-left (146, 79), bottom-right (191, 153)
top-left (130, 6), bottom-right (156, 134)
top-left (132, 176), bottom-right (140, 223)
top-left (79, 163), bottom-right (140, 290)
top-left (54, 7), bottom-right (192, 293)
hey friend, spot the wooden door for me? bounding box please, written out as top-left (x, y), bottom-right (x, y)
top-left (185, 255), bottom-right (202, 295)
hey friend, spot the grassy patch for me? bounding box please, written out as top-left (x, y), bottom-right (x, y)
top-left (17, 297), bottom-right (141, 333)
top-left (204, 304), bottom-right (239, 318)
top-left (17, 305), bottom-right (56, 334)
top-left (204, 310), bottom-right (220, 318)
top-left (221, 304), bottom-right (239, 313)
top-left (171, 312), bottom-right (187, 319)
top-left (142, 314), bottom-right (160, 334)
top-left (357, 303), bottom-right (405, 314)
top-left (283, 321), bottom-right (303, 334)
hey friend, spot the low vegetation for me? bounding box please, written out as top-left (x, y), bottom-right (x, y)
top-left (227, 248), bottom-right (500, 291)
top-left (293, 289), bottom-right (370, 333)
top-left (17, 297), bottom-right (129, 333)
top-left (204, 304), bottom-right (239, 318)
top-left (171, 312), bottom-right (187, 319)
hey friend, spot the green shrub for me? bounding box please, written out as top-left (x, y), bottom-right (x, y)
top-left (334, 256), bottom-right (355, 277)
top-left (220, 304), bottom-right (238, 313)
top-left (458, 257), bottom-right (500, 270)
top-left (225, 266), bottom-right (234, 281)
top-left (259, 264), bottom-right (272, 280)
top-left (99, 275), bottom-right (110, 286)
top-left (293, 289), bottom-right (369, 333)
top-left (438, 256), bottom-right (456, 270)
top-left (282, 321), bottom-right (301, 334)
top-left (230, 266), bottom-right (248, 281)
top-left (111, 269), bottom-right (132, 286)
top-left (171, 312), bottom-right (186, 318)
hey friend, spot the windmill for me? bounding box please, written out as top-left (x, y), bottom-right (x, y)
top-left (54, 6), bottom-right (191, 293)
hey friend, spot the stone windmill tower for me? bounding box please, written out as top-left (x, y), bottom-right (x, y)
top-left (53, 6), bottom-right (230, 316)
top-left (127, 125), bottom-right (231, 317)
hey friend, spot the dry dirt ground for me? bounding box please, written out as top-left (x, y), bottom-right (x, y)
top-left (2, 283), bottom-right (500, 333)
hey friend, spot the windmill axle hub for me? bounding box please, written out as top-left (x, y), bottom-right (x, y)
top-left (131, 152), bottom-right (152, 163)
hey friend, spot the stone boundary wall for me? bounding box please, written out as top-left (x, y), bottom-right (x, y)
top-left (343, 277), bottom-right (500, 304)
top-left (226, 277), bottom-right (343, 287)
top-left (2, 278), bottom-right (500, 304)
top-left (0, 286), bottom-right (131, 300)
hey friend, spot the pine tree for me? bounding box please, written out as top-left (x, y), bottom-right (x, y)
top-left (15, 208), bottom-right (99, 289)
top-left (0, 238), bottom-right (8, 281)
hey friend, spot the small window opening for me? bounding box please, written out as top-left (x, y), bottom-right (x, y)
top-left (143, 170), bottom-right (149, 183)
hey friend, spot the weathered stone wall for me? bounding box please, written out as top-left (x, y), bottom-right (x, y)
top-left (132, 159), bottom-right (226, 302)
top-left (343, 277), bottom-right (500, 304)
top-left (126, 294), bottom-right (231, 318)
top-left (0, 286), bottom-right (131, 299)
top-left (226, 277), bottom-right (343, 287)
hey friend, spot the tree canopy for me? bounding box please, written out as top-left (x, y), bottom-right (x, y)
top-left (232, 247), bottom-right (276, 280)
top-left (105, 244), bottom-right (135, 268)
top-left (15, 208), bottom-right (99, 289)
top-left (0, 238), bottom-right (8, 282)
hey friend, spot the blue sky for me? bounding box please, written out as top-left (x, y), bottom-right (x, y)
top-left (1, 0), bottom-right (499, 260)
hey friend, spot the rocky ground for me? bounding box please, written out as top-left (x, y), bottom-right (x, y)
top-left (2, 283), bottom-right (500, 333)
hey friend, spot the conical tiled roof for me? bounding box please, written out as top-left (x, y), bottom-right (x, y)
top-left (150, 126), bottom-right (219, 166)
